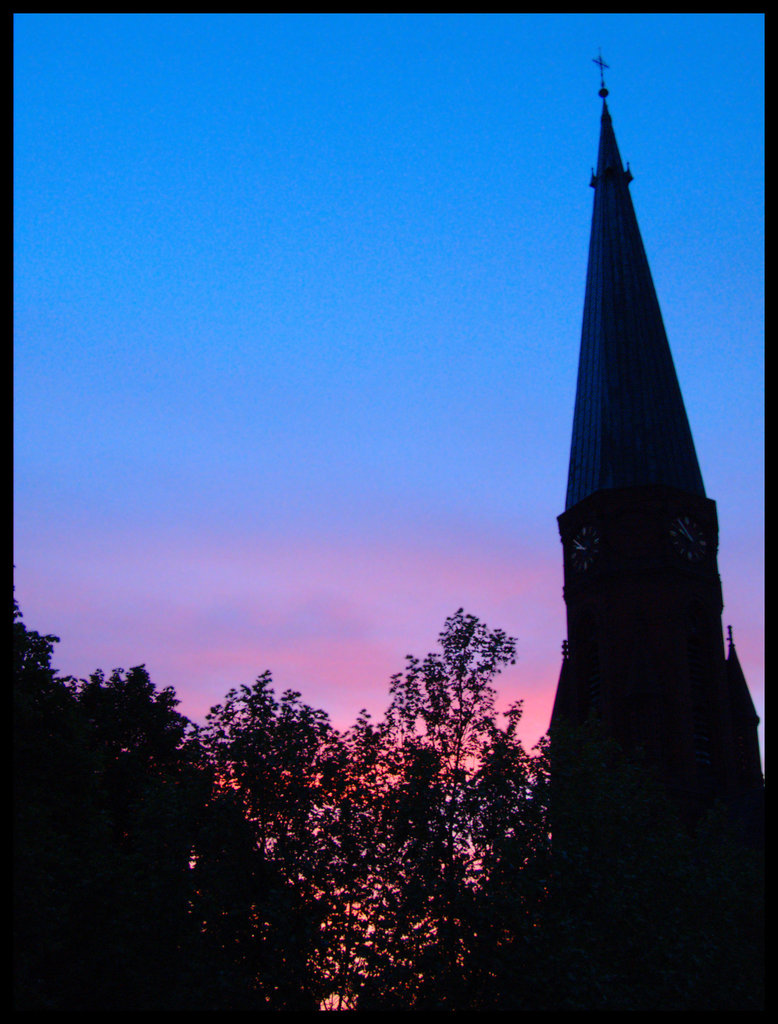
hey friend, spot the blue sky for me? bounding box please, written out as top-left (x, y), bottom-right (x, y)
top-left (14, 14), bottom-right (764, 751)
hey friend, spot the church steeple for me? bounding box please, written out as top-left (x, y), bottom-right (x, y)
top-left (565, 92), bottom-right (705, 509)
top-left (553, 69), bottom-right (763, 836)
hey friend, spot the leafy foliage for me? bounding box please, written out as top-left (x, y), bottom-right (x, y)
top-left (14, 602), bottom-right (763, 1010)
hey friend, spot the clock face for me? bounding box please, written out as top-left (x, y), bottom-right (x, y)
top-left (669, 515), bottom-right (708, 562)
top-left (570, 524), bottom-right (600, 572)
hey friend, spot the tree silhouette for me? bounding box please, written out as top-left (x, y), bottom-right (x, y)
top-left (336, 609), bottom-right (531, 1009)
top-left (196, 672), bottom-right (340, 1008)
top-left (14, 602), bottom-right (763, 1011)
top-left (14, 605), bottom-right (211, 1009)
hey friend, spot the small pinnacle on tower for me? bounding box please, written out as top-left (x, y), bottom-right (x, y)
top-left (593, 50), bottom-right (609, 97)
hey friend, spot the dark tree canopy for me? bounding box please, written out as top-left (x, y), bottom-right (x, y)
top-left (13, 602), bottom-right (763, 1011)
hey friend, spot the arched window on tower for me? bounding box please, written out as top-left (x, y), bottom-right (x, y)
top-left (686, 604), bottom-right (716, 791)
top-left (575, 611), bottom-right (602, 720)
top-left (624, 638), bottom-right (662, 762)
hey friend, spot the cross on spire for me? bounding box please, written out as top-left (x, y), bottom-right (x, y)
top-left (593, 50), bottom-right (609, 97)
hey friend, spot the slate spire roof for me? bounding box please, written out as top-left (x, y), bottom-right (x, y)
top-left (565, 96), bottom-right (706, 510)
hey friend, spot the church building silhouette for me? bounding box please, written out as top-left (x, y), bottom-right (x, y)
top-left (551, 63), bottom-right (763, 835)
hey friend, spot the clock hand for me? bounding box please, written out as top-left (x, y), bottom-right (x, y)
top-left (677, 520), bottom-right (694, 542)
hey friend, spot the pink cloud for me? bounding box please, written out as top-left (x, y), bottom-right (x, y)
top-left (18, 518), bottom-right (565, 748)
top-left (16, 512), bottom-right (761, 759)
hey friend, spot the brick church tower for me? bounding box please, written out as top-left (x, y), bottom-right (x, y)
top-left (551, 71), bottom-right (763, 830)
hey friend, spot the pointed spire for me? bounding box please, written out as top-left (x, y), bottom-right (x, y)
top-left (565, 77), bottom-right (706, 509)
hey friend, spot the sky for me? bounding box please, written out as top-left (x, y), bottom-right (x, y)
top-left (14, 13), bottom-right (764, 755)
